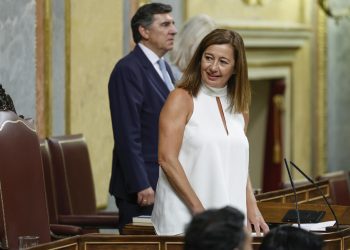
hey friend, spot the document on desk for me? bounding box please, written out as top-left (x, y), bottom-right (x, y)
top-left (251, 232), bottom-right (264, 237)
top-left (132, 215), bottom-right (152, 224)
top-left (292, 221), bottom-right (336, 231)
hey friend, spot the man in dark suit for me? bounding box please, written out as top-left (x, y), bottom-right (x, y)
top-left (108, 3), bottom-right (177, 233)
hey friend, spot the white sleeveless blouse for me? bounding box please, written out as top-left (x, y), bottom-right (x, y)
top-left (151, 84), bottom-right (249, 235)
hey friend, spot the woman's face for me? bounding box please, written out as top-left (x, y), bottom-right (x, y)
top-left (200, 44), bottom-right (235, 88)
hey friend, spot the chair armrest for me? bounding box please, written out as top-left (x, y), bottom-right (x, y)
top-left (50, 223), bottom-right (83, 239)
top-left (58, 214), bottom-right (119, 228)
top-left (96, 211), bottom-right (119, 216)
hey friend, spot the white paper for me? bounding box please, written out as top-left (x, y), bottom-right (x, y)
top-left (251, 232), bottom-right (264, 237)
top-left (292, 220), bottom-right (336, 231)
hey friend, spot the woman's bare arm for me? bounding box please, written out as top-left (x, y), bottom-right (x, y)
top-left (158, 88), bottom-right (204, 215)
top-left (244, 112), bottom-right (269, 235)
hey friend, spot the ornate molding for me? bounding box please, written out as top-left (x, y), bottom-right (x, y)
top-left (220, 24), bottom-right (311, 49)
top-left (314, 4), bottom-right (328, 175)
top-left (65, 0), bottom-right (71, 134)
top-left (242, 0), bottom-right (271, 6)
top-left (35, 0), bottom-right (52, 137)
top-left (318, 0), bottom-right (350, 22)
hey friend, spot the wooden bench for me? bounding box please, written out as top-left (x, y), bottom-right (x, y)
top-left (28, 225), bottom-right (350, 250)
top-left (255, 179), bottom-right (330, 204)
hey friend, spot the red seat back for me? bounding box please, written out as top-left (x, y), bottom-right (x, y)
top-left (0, 111), bottom-right (51, 249)
top-left (39, 138), bottom-right (60, 224)
top-left (47, 134), bottom-right (97, 215)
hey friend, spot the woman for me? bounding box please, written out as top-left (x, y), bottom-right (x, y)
top-left (151, 29), bottom-right (269, 236)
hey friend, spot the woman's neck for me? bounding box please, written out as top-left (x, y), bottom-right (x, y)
top-left (201, 82), bottom-right (227, 97)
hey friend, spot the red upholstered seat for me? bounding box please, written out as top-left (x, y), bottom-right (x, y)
top-left (39, 139), bottom-right (83, 236)
top-left (46, 134), bottom-right (118, 231)
top-left (40, 139), bottom-right (59, 225)
top-left (0, 111), bottom-right (51, 249)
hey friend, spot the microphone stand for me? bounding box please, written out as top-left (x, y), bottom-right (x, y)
top-left (284, 158), bottom-right (301, 228)
top-left (290, 161), bottom-right (340, 230)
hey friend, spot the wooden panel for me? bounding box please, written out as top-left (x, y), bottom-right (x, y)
top-left (27, 236), bottom-right (79, 250)
top-left (320, 227), bottom-right (350, 250)
top-left (257, 202), bottom-right (350, 225)
top-left (84, 242), bottom-right (160, 250)
top-left (322, 239), bottom-right (342, 250)
top-left (123, 224), bottom-right (155, 235)
top-left (28, 227), bottom-right (350, 250)
top-left (308, 185), bottom-right (329, 199)
top-left (344, 235), bottom-right (350, 250)
top-left (256, 180), bottom-right (330, 204)
top-left (284, 191), bottom-right (306, 203)
top-left (80, 235), bottom-right (184, 250)
top-left (165, 243), bottom-right (184, 250)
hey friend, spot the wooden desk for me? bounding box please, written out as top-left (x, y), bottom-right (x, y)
top-left (121, 202), bottom-right (350, 250)
top-left (256, 179), bottom-right (331, 204)
top-left (123, 202), bottom-right (350, 235)
top-left (29, 234), bottom-right (184, 250)
top-left (28, 230), bottom-right (350, 250)
top-left (257, 202), bottom-right (350, 225)
top-left (27, 203), bottom-right (350, 250)
top-left (123, 222), bottom-right (156, 235)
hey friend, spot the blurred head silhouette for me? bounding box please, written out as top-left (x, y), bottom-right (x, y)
top-left (184, 206), bottom-right (251, 250)
top-left (260, 225), bottom-right (323, 250)
top-left (170, 14), bottom-right (216, 72)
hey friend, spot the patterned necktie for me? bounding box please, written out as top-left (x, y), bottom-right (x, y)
top-left (158, 59), bottom-right (174, 91)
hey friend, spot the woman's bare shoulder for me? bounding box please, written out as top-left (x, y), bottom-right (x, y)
top-left (162, 88), bottom-right (193, 118)
top-left (166, 88), bottom-right (193, 106)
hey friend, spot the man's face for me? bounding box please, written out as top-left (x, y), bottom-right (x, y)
top-left (140, 13), bottom-right (177, 57)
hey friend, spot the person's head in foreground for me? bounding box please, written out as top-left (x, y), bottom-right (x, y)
top-left (184, 206), bottom-right (252, 250)
top-left (259, 225), bottom-right (324, 250)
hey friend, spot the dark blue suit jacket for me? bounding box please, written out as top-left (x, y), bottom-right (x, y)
top-left (108, 45), bottom-right (175, 203)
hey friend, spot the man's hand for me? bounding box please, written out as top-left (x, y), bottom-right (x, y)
top-left (137, 187), bottom-right (155, 206)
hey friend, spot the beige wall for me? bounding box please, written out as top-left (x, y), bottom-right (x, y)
top-left (69, 0), bottom-right (123, 207)
top-left (185, 0), bottom-right (311, 26)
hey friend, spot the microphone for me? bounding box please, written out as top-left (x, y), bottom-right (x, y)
top-left (283, 158), bottom-right (301, 228)
top-left (289, 161), bottom-right (339, 230)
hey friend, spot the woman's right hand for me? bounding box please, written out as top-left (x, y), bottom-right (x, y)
top-left (192, 205), bottom-right (205, 215)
